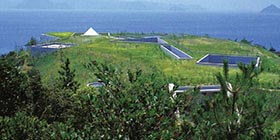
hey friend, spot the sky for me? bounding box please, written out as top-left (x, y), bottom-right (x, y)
top-left (1, 0), bottom-right (280, 12)
top-left (137, 0), bottom-right (280, 12)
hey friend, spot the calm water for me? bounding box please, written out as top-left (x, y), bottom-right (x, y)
top-left (0, 10), bottom-right (280, 54)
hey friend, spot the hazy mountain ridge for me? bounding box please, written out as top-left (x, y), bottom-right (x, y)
top-left (261, 4), bottom-right (280, 14)
top-left (61, 0), bottom-right (205, 12)
top-left (11, 0), bottom-right (204, 12)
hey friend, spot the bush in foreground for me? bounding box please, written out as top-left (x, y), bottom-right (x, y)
top-left (0, 53), bottom-right (279, 139)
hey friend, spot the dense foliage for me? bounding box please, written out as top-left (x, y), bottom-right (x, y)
top-left (57, 58), bottom-right (80, 92)
top-left (0, 51), bottom-right (279, 139)
top-left (0, 52), bottom-right (28, 116)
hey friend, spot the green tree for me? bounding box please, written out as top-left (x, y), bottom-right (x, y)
top-left (0, 112), bottom-right (81, 139)
top-left (181, 62), bottom-right (279, 139)
top-left (0, 52), bottom-right (28, 116)
top-left (71, 61), bottom-right (182, 139)
top-left (269, 47), bottom-right (276, 52)
top-left (58, 58), bottom-right (80, 92)
top-left (26, 68), bottom-right (46, 117)
top-left (26, 37), bottom-right (37, 46)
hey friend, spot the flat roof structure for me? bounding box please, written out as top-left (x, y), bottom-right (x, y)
top-left (39, 43), bottom-right (74, 49)
top-left (28, 43), bottom-right (75, 56)
top-left (124, 36), bottom-right (161, 43)
top-left (197, 54), bottom-right (260, 67)
top-left (175, 85), bottom-right (221, 94)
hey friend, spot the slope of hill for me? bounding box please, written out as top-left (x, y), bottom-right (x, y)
top-left (34, 33), bottom-right (280, 89)
top-left (261, 4), bottom-right (280, 14)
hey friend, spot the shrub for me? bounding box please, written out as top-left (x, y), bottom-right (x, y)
top-left (70, 61), bottom-right (185, 139)
top-left (269, 47), bottom-right (276, 52)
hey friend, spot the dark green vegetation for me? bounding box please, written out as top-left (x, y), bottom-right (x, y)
top-left (57, 58), bottom-right (80, 92)
top-left (0, 33), bottom-right (280, 139)
top-left (26, 37), bottom-right (38, 46)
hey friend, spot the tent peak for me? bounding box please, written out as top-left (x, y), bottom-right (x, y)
top-left (83, 27), bottom-right (99, 36)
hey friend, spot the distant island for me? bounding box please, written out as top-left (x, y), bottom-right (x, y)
top-left (261, 4), bottom-right (280, 14)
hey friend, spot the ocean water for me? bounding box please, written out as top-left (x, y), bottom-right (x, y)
top-left (0, 10), bottom-right (280, 54)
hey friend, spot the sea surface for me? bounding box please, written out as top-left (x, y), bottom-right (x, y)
top-left (0, 10), bottom-right (280, 54)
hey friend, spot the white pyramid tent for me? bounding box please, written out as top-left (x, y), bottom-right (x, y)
top-left (83, 27), bottom-right (99, 36)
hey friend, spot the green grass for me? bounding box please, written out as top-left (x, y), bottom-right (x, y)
top-left (47, 32), bottom-right (75, 39)
top-left (34, 33), bottom-right (280, 89)
top-left (163, 35), bottom-right (277, 59)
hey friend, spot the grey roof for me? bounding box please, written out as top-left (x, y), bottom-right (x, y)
top-left (197, 54), bottom-right (260, 67)
top-left (175, 85), bottom-right (221, 93)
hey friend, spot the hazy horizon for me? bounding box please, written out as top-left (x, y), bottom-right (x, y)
top-left (145, 0), bottom-right (280, 12)
top-left (0, 0), bottom-right (279, 12)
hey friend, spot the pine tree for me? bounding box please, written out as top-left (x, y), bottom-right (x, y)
top-left (58, 58), bottom-right (80, 92)
top-left (188, 61), bottom-right (275, 139)
top-left (27, 68), bottom-right (44, 116)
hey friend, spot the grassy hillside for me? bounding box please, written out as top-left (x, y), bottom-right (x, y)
top-left (34, 33), bottom-right (280, 89)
